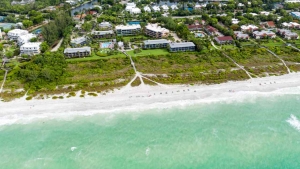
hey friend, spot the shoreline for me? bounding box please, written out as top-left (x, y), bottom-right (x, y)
top-left (1, 73), bottom-right (300, 126)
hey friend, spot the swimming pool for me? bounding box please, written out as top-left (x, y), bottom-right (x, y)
top-left (100, 42), bottom-right (113, 48)
top-left (0, 23), bottom-right (16, 30)
top-left (127, 21), bottom-right (141, 25)
top-left (195, 33), bottom-right (205, 38)
top-left (32, 28), bottom-right (42, 34)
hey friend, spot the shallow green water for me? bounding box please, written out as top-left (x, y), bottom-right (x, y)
top-left (1, 95), bottom-right (300, 168)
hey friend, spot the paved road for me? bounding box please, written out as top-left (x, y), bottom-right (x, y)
top-left (171, 15), bottom-right (202, 19)
top-left (51, 38), bottom-right (64, 52)
top-left (0, 69), bottom-right (8, 94)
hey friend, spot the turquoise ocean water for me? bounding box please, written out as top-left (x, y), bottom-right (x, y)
top-left (1, 95), bottom-right (300, 168)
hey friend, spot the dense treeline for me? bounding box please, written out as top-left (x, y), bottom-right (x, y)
top-left (42, 11), bottom-right (73, 45)
top-left (0, 0), bottom-right (65, 14)
top-left (17, 52), bottom-right (67, 90)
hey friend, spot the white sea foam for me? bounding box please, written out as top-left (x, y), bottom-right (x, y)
top-left (146, 147), bottom-right (150, 156)
top-left (287, 114), bottom-right (300, 132)
top-left (71, 147), bottom-right (77, 151)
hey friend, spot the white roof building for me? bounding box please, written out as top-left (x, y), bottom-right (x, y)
top-left (145, 23), bottom-right (170, 38)
top-left (17, 33), bottom-right (36, 46)
top-left (126, 3), bottom-right (141, 14)
top-left (99, 21), bottom-right (112, 28)
top-left (152, 6), bottom-right (160, 12)
top-left (249, 13), bottom-right (258, 16)
top-left (282, 22), bottom-right (300, 28)
top-left (126, 2), bottom-right (136, 7)
top-left (285, 0), bottom-right (300, 2)
top-left (129, 7), bottom-right (141, 14)
top-left (253, 30), bottom-right (276, 39)
top-left (241, 25), bottom-right (259, 32)
top-left (194, 4), bottom-right (201, 9)
top-left (238, 3), bottom-right (245, 7)
top-left (232, 18), bottom-right (239, 24)
top-left (71, 36), bottom-right (87, 46)
top-left (20, 42), bottom-right (41, 56)
top-left (144, 6), bottom-right (151, 12)
top-left (260, 11), bottom-right (270, 16)
top-left (170, 4), bottom-right (178, 10)
top-left (7, 29), bottom-right (29, 40)
top-left (116, 24), bottom-right (141, 30)
top-left (161, 5), bottom-right (169, 11)
top-left (115, 24), bottom-right (141, 35)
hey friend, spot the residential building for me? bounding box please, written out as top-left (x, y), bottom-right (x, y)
top-left (205, 26), bottom-right (218, 36)
top-left (161, 5), bottom-right (169, 12)
top-left (152, 6), bottom-right (160, 12)
top-left (169, 42), bottom-right (195, 52)
top-left (214, 36), bottom-right (234, 44)
top-left (17, 33), bottom-right (36, 46)
top-left (282, 22), bottom-right (300, 29)
top-left (99, 21), bottom-right (112, 29)
top-left (65, 0), bottom-right (76, 5)
top-left (144, 6), bottom-right (151, 12)
top-left (232, 18), bottom-right (239, 24)
top-left (277, 29), bottom-right (299, 40)
top-left (118, 41), bottom-right (124, 48)
top-left (249, 13), bottom-right (258, 16)
top-left (143, 39), bottom-right (169, 49)
top-left (238, 3), bottom-right (244, 7)
top-left (70, 36), bottom-right (88, 47)
top-left (187, 24), bottom-right (203, 31)
top-left (91, 30), bottom-right (114, 38)
top-left (125, 2), bottom-right (141, 14)
top-left (252, 30), bottom-right (276, 39)
top-left (115, 24), bottom-right (141, 36)
top-left (234, 31), bottom-right (249, 40)
top-left (87, 11), bottom-right (97, 16)
top-left (11, 0), bottom-right (34, 5)
top-left (7, 29), bottom-right (29, 40)
top-left (145, 24), bottom-right (169, 38)
top-left (286, 0), bottom-right (300, 2)
top-left (20, 42), bottom-right (41, 56)
top-left (170, 4), bottom-right (178, 10)
top-left (73, 14), bottom-right (86, 21)
top-left (240, 25), bottom-right (259, 32)
top-left (194, 4), bottom-right (201, 9)
top-left (290, 12), bottom-right (300, 19)
top-left (64, 47), bottom-right (91, 58)
top-left (261, 21), bottom-right (276, 28)
top-left (260, 11), bottom-right (270, 16)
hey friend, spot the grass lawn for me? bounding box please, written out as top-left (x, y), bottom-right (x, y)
top-left (241, 42), bottom-right (255, 46)
top-left (66, 52), bottom-right (126, 62)
top-left (262, 42), bottom-right (285, 47)
top-left (127, 49), bottom-right (170, 57)
top-left (219, 44), bottom-right (237, 50)
top-left (122, 35), bottom-right (149, 41)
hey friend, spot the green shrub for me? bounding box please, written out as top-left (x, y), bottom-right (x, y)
top-left (69, 92), bottom-right (76, 97)
top-left (26, 96), bottom-right (32, 100)
top-left (88, 92), bottom-right (98, 96)
top-left (58, 96), bottom-right (64, 99)
top-left (52, 96), bottom-right (58, 99)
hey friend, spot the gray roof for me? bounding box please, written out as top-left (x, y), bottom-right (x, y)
top-left (143, 39), bottom-right (169, 45)
top-left (71, 37), bottom-right (87, 44)
top-left (92, 30), bottom-right (114, 35)
top-left (169, 42), bottom-right (195, 48)
top-left (64, 47), bottom-right (91, 53)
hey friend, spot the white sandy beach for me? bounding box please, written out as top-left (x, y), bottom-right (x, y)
top-left (1, 73), bottom-right (300, 126)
